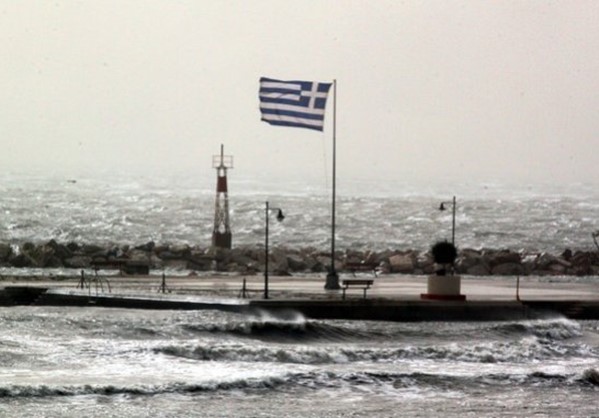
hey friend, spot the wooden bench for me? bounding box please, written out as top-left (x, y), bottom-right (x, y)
top-left (341, 279), bottom-right (374, 300)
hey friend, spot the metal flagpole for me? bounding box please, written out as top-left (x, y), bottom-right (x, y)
top-left (325, 79), bottom-right (340, 289)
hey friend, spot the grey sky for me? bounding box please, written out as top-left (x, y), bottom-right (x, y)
top-left (1, 1), bottom-right (597, 186)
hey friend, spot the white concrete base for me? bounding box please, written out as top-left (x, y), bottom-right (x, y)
top-left (421, 275), bottom-right (466, 300)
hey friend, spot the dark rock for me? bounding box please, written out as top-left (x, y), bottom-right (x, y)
top-left (162, 259), bottom-right (188, 270)
top-left (535, 253), bottom-right (571, 271)
top-left (561, 248), bottom-right (573, 261)
top-left (547, 263), bottom-right (567, 274)
top-left (0, 243), bottom-right (12, 261)
top-left (46, 240), bottom-right (72, 260)
top-left (64, 256), bottom-right (92, 269)
top-left (9, 253), bottom-right (35, 268)
top-left (156, 251), bottom-right (181, 260)
top-left (81, 244), bottom-right (105, 256)
top-left (485, 250), bottom-right (521, 267)
top-left (21, 242), bottom-right (35, 253)
top-left (456, 249), bottom-right (489, 275)
top-left (306, 258), bottom-right (325, 273)
top-left (491, 262), bottom-right (525, 276)
top-left (388, 253), bottom-right (414, 273)
top-left (23, 243), bottom-right (61, 267)
top-left (135, 241), bottom-right (155, 252)
top-left (467, 264), bottom-right (491, 275)
top-left (287, 254), bottom-right (307, 271)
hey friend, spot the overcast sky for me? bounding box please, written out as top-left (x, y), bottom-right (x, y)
top-left (1, 1), bottom-right (597, 187)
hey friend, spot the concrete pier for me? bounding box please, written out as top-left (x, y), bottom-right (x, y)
top-left (0, 274), bottom-right (598, 321)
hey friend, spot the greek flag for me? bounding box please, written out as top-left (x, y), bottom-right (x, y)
top-left (259, 77), bottom-right (332, 131)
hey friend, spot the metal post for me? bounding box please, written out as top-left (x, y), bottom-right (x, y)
top-left (440, 196), bottom-right (457, 247)
top-left (78, 270), bottom-right (85, 289)
top-left (264, 201), bottom-right (269, 299)
top-left (263, 202), bottom-right (284, 299)
top-left (325, 79), bottom-right (340, 290)
top-left (159, 272), bottom-right (168, 294)
top-left (451, 195), bottom-right (456, 246)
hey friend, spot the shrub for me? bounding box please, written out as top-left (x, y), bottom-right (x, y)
top-left (432, 241), bottom-right (457, 265)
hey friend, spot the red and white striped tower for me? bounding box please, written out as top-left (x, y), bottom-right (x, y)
top-left (212, 144), bottom-right (233, 249)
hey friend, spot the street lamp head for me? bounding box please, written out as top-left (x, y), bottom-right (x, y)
top-left (439, 202), bottom-right (446, 211)
top-left (276, 209), bottom-right (285, 222)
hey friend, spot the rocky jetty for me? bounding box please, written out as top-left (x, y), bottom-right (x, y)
top-left (0, 240), bottom-right (598, 276)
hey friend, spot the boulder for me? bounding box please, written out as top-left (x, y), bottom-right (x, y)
top-left (484, 250), bottom-right (521, 267)
top-left (415, 252), bottom-right (435, 274)
top-left (135, 241), bottom-right (155, 252)
top-left (163, 259), bottom-right (189, 270)
top-left (127, 249), bottom-right (152, 262)
top-left (66, 242), bottom-right (80, 252)
top-left (270, 250), bottom-right (289, 274)
top-left (228, 252), bottom-right (255, 270)
top-left (81, 244), bottom-right (106, 256)
top-left (491, 262), bottom-right (525, 276)
top-left (570, 251), bottom-right (592, 276)
top-left (456, 249), bottom-right (489, 275)
top-left (169, 244), bottom-right (192, 258)
top-left (156, 251), bottom-right (182, 261)
top-left (9, 253), bottom-right (36, 268)
top-left (388, 253), bottom-right (414, 273)
top-left (272, 261), bottom-right (291, 276)
top-left (0, 243), bottom-right (13, 261)
top-left (547, 263), bottom-right (567, 274)
top-left (305, 257), bottom-right (326, 273)
top-left (45, 240), bottom-right (72, 260)
top-left (287, 254), bottom-right (307, 271)
top-left (521, 254), bottom-right (538, 274)
top-left (149, 254), bottom-right (164, 269)
top-left (63, 256), bottom-right (92, 269)
top-left (186, 258), bottom-right (211, 271)
top-left (20, 244), bottom-right (57, 267)
top-left (535, 253), bottom-right (571, 271)
top-left (466, 264), bottom-right (491, 276)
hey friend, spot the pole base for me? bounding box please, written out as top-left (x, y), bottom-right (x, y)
top-left (324, 271), bottom-right (340, 290)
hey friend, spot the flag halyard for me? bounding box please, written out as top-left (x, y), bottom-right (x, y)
top-left (259, 77), bottom-right (332, 131)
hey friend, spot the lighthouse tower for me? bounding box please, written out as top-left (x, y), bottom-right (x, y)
top-left (212, 144), bottom-right (233, 249)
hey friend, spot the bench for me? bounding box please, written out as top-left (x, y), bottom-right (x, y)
top-left (341, 279), bottom-right (374, 300)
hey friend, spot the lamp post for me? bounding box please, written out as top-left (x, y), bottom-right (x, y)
top-left (264, 201), bottom-right (284, 299)
top-left (439, 196), bottom-right (456, 246)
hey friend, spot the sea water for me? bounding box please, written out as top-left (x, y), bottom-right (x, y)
top-left (1, 171), bottom-right (598, 417)
top-left (1, 170), bottom-right (598, 254)
top-left (0, 307), bottom-right (597, 417)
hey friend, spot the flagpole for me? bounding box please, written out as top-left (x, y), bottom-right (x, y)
top-left (325, 79), bottom-right (340, 289)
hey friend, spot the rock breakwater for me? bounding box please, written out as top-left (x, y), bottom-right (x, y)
top-left (0, 240), bottom-right (598, 276)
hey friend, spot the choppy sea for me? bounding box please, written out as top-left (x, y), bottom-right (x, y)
top-left (1, 171), bottom-right (598, 253)
top-left (0, 307), bottom-right (598, 417)
top-left (1, 171), bottom-right (598, 417)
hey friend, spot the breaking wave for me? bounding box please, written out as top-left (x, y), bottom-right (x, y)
top-left (154, 335), bottom-right (598, 365)
top-left (1, 368), bottom-right (597, 399)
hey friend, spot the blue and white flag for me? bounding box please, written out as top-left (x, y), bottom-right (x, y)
top-left (259, 77), bottom-right (332, 131)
